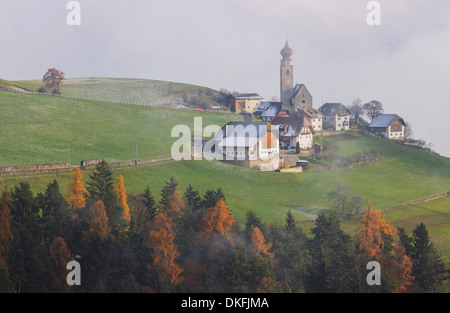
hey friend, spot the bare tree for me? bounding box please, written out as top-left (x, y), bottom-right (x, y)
top-left (349, 98), bottom-right (364, 124)
top-left (327, 184), bottom-right (363, 218)
top-left (404, 120), bottom-right (414, 140)
top-left (363, 100), bottom-right (384, 120)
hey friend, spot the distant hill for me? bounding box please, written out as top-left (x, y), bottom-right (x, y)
top-left (5, 77), bottom-right (231, 110)
top-left (0, 85), bottom-right (241, 166)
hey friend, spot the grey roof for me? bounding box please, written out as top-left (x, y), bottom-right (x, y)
top-left (297, 107), bottom-right (324, 119)
top-left (271, 116), bottom-right (314, 137)
top-left (369, 114), bottom-right (406, 128)
top-left (291, 84), bottom-right (312, 101)
top-left (318, 103), bottom-right (350, 116)
top-left (216, 122), bottom-right (275, 148)
top-left (232, 93), bottom-right (263, 100)
top-left (255, 101), bottom-right (283, 118)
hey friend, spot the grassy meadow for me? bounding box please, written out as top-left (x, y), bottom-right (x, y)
top-left (0, 89), bottom-right (241, 166)
top-left (0, 77), bottom-right (449, 271)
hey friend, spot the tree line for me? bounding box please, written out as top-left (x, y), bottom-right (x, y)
top-left (0, 160), bottom-right (448, 293)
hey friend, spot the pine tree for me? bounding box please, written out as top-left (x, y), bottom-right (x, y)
top-left (0, 191), bottom-right (13, 269)
top-left (159, 177), bottom-right (178, 210)
top-left (308, 214), bottom-right (356, 293)
top-left (143, 185), bottom-right (157, 220)
top-left (411, 223), bottom-right (448, 292)
top-left (202, 188), bottom-right (225, 209)
top-left (39, 180), bottom-right (71, 247)
top-left (183, 184), bottom-right (202, 212)
top-left (86, 160), bottom-right (119, 222)
top-left (245, 210), bottom-right (264, 243)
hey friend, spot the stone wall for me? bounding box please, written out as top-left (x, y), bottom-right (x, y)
top-left (0, 162), bottom-right (69, 176)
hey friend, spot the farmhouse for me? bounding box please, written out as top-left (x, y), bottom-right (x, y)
top-left (296, 107), bottom-right (324, 132)
top-left (318, 103), bottom-right (351, 131)
top-left (215, 122), bottom-right (279, 161)
top-left (271, 116), bottom-right (315, 149)
top-left (368, 114), bottom-right (406, 140)
top-left (254, 101), bottom-right (283, 122)
top-left (227, 93), bottom-right (263, 114)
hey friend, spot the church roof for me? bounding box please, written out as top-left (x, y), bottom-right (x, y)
top-left (291, 84), bottom-right (312, 101)
top-left (280, 40), bottom-right (293, 59)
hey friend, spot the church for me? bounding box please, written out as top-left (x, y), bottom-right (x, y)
top-left (279, 40), bottom-right (313, 113)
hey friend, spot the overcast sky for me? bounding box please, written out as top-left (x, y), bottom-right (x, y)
top-left (1, 0), bottom-right (449, 157)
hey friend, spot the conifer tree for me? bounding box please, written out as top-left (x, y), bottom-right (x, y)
top-left (146, 212), bottom-right (183, 288)
top-left (86, 160), bottom-right (119, 222)
top-left (66, 167), bottom-right (89, 214)
top-left (0, 191), bottom-right (13, 269)
top-left (251, 226), bottom-right (274, 263)
top-left (85, 200), bottom-right (110, 240)
top-left (411, 223), bottom-right (448, 292)
top-left (143, 185), bottom-right (157, 220)
top-left (183, 184), bottom-right (202, 212)
top-left (115, 174), bottom-right (130, 225)
top-left (159, 177), bottom-right (178, 210)
top-left (49, 237), bottom-right (73, 293)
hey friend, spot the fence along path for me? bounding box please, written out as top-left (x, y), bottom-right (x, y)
top-left (0, 86), bottom-right (233, 114)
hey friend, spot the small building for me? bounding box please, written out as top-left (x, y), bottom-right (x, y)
top-left (216, 122), bottom-right (279, 161)
top-left (368, 114), bottom-right (406, 140)
top-left (227, 93), bottom-right (263, 114)
top-left (318, 103), bottom-right (351, 131)
top-left (254, 101), bottom-right (283, 122)
top-left (296, 108), bottom-right (324, 132)
top-left (271, 116), bottom-right (315, 149)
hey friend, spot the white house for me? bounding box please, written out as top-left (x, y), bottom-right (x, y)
top-left (318, 103), bottom-right (351, 131)
top-left (270, 116), bottom-right (315, 150)
top-left (297, 108), bottom-right (324, 132)
top-left (368, 114), bottom-right (406, 140)
top-left (215, 122), bottom-right (279, 160)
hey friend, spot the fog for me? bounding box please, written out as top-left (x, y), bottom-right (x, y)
top-left (1, 0), bottom-right (449, 156)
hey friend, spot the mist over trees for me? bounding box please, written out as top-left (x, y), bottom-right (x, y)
top-left (0, 161), bottom-right (447, 293)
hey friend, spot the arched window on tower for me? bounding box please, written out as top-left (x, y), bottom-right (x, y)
top-left (286, 69), bottom-right (290, 76)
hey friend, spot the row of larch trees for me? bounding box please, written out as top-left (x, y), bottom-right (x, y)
top-left (0, 160), bottom-right (447, 293)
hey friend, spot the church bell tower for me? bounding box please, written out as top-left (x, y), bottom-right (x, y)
top-left (280, 40), bottom-right (294, 109)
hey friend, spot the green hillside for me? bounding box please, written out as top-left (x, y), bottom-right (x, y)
top-left (9, 77), bottom-right (229, 109)
top-left (0, 88), bottom-right (240, 166)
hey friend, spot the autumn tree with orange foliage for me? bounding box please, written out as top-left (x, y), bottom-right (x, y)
top-left (146, 212), bottom-right (183, 289)
top-left (357, 201), bottom-right (414, 292)
top-left (199, 198), bottom-right (235, 245)
top-left (85, 200), bottom-right (110, 240)
top-left (115, 174), bottom-right (130, 226)
top-left (49, 237), bottom-right (73, 293)
top-left (0, 191), bottom-right (13, 270)
top-left (251, 226), bottom-right (275, 263)
top-left (66, 167), bottom-right (89, 217)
